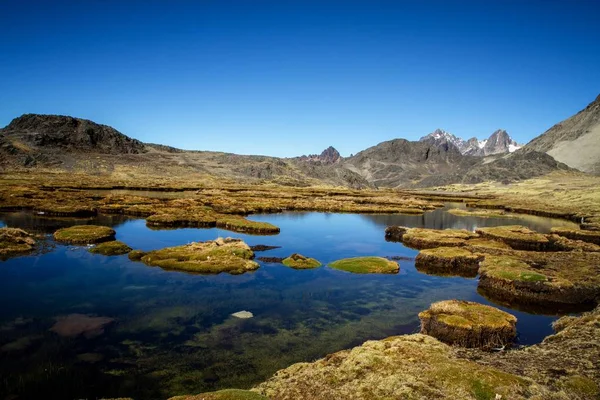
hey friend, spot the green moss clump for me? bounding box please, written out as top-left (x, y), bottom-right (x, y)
top-left (140, 237), bottom-right (259, 275)
top-left (282, 253), bottom-right (322, 269)
top-left (0, 227), bottom-right (36, 258)
top-left (89, 240), bottom-right (132, 256)
top-left (53, 225), bottom-right (115, 244)
top-left (557, 375), bottom-right (600, 398)
top-left (169, 389), bottom-right (268, 400)
top-left (419, 300), bottom-right (517, 349)
top-left (329, 257), bottom-right (399, 274)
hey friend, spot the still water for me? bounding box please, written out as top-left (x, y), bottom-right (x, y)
top-left (0, 205), bottom-right (578, 399)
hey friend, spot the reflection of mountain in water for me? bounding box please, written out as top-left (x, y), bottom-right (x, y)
top-left (360, 207), bottom-right (577, 234)
top-left (0, 211), bottom-right (131, 234)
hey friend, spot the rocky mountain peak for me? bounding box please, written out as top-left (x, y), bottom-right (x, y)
top-left (296, 146), bottom-right (342, 164)
top-left (483, 129), bottom-right (520, 155)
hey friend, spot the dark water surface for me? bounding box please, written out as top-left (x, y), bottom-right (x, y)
top-left (0, 205), bottom-right (578, 399)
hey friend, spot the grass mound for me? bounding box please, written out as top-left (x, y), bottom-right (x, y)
top-left (551, 227), bottom-right (600, 246)
top-left (415, 247), bottom-right (483, 278)
top-left (0, 227), bottom-right (36, 258)
top-left (419, 300), bottom-right (517, 348)
top-left (89, 240), bottom-right (132, 256)
top-left (169, 389), bottom-right (268, 400)
top-left (329, 257), bottom-right (399, 274)
top-left (282, 253), bottom-right (322, 269)
top-left (53, 225), bottom-right (115, 244)
top-left (400, 228), bottom-right (478, 249)
top-left (475, 225), bottom-right (550, 251)
top-left (140, 237), bottom-right (259, 275)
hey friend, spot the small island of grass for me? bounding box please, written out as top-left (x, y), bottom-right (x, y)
top-left (0, 227), bottom-right (36, 258)
top-left (329, 256), bottom-right (399, 274)
top-left (282, 253), bottom-right (322, 269)
top-left (140, 237), bottom-right (259, 275)
top-left (418, 300), bottom-right (517, 349)
top-left (53, 225), bottom-right (116, 244)
top-left (89, 240), bottom-right (132, 256)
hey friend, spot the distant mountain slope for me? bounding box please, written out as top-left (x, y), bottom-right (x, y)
top-left (523, 94), bottom-right (600, 174)
top-left (342, 138), bottom-right (478, 187)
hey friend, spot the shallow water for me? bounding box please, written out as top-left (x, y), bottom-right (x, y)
top-left (0, 206), bottom-right (579, 399)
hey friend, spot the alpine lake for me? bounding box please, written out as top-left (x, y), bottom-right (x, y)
top-left (0, 202), bottom-right (579, 399)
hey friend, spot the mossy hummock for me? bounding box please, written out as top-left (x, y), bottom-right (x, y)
top-left (128, 249), bottom-right (147, 261)
top-left (0, 227), bottom-right (36, 258)
top-left (282, 253), bottom-right (322, 269)
top-left (419, 300), bottom-right (517, 349)
top-left (475, 225), bottom-right (551, 251)
top-left (140, 237), bottom-right (259, 275)
top-left (478, 253), bottom-right (600, 306)
top-left (551, 227), bottom-right (600, 246)
top-left (329, 257), bottom-right (399, 274)
top-left (89, 240), bottom-right (132, 256)
top-left (399, 228), bottom-right (479, 249)
top-left (53, 225), bottom-right (116, 244)
top-left (415, 247), bottom-right (484, 278)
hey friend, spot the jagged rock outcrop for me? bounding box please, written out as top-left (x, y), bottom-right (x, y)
top-left (420, 128), bottom-right (520, 156)
top-left (296, 146), bottom-right (342, 164)
top-left (523, 94), bottom-right (600, 174)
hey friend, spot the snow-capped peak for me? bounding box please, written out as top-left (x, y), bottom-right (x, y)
top-left (419, 129), bottom-right (520, 156)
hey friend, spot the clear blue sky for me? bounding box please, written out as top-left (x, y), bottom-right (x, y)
top-left (1, 0), bottom-right (599, 157)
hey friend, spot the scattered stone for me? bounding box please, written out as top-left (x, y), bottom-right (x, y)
top-left (415, 247), bottom-right (484, 278)
top-left (329, 257), bottom-right (399, 274)
top-left (49, 314), bottom-right (114, 338)
top-left (53, 225), bottom-right (115, 244)
top-left (250, 245), bottom-right (281, 252)
top-left (0, 227), bottom-right (36, 258)
top-left (140, 237), bottom-right (259, 274)
top-left (89, 240), bottom-right (132, 256)
top-left (419, 300), bottom-right (517, 349)
top-left (231, 311), bottom-right (254, 319)
top-left (388, 255), bottom-right (415, 261)
top-left (282, 253), bottom-right (322, 269)
top-left (475, 225), bottom-right (550, 251)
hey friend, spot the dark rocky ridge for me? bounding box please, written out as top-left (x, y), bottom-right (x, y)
top-left (1, 114), bottom-right (146, 155)
top-left (296, 146), bottom-right (342, 164)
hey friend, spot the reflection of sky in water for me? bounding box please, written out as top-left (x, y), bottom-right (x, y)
top-left (0, 208), bottom-right (580, 399)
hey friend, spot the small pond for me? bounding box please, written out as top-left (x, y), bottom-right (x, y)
top-left (0, 204), bottom-right (579, 399)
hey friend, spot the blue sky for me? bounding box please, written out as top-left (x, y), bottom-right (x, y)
top-left (1, 0), bottom-right (599, 157)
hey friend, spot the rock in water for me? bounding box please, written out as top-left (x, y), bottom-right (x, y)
top-left (231, 311), bottom-right (253, 319)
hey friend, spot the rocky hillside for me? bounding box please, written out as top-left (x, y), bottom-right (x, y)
top-left (1, 114), bottom-right (146, 155)
top-left (420, 128), bottom-right (520, 156)
top-left (523, 94), bottom-right (600, 174)
top-left (342, 138), bottom-right (479, 187)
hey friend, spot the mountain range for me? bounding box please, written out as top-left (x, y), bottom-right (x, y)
top-left (1, 94), bottom-right (598, 188)
top-left (419, 129), bottom-right (521, 156)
